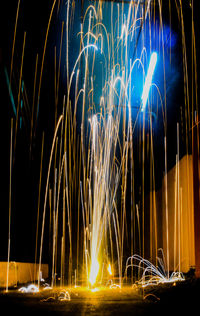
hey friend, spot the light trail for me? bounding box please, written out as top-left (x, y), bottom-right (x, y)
top-left (125, 254), bottom-right (185, 287)
top-left (9, 0), bottom-right (192, 294)
top-left (141, 52), bottom-right (157, 112)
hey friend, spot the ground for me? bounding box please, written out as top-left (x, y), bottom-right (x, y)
top-left (0, 277), bottom-right (199, 315)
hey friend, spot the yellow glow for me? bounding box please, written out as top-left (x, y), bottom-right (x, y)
top-left (89, 258), bottom-right (99, 286)
top-left (107, 263), bottom-right (112, 275)
top-left (91, 287), bottom-right (99, 293)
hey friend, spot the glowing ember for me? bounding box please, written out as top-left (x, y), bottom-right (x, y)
top-left (125, 254), bottom-right (185, 287)
top-left (18, 284), bottom-right (39, 293)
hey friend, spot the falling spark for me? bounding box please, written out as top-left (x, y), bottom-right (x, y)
top-left (58, 290), bottom-right (71, 301)
top-left (10, 0), bottom-right (192, 293)
top-left (125, 254), bottom-right (185, 287)
top-left (18, 284), bottom-right (39, 293)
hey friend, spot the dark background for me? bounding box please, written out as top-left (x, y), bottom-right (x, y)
top-left (1, 0), bottom-right (199, 266)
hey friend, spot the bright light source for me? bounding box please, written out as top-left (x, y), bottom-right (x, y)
top-left (89, 257), bottom-right (99, 286)
top-left (141, 52), bottom-right (157, 112)
top-left (91, 287), bottom-right (99, 293)
top-left (107, 263), bottom-right (112, 275)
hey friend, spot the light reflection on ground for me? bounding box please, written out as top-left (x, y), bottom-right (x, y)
top-left (1, 280), bottom-right (200, 316)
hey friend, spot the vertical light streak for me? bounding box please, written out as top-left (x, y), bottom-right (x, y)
top-left (38, 115), bottom-right (63, 288)
top-left (30, 53), bottom-right (38, 152)
top-left (14, 31), bottom-right (26, 152)
top-left (6, 119), bottom-right (13, 292)
top-left (164, 136), bottom-right (169, 279)
top-left (177, 123), bottom-right (180, 274)
top-left (9, 0), bottom-right (21, 89)
top-left (174, 154), bottom-right (178, 273)
top-left (36, 0), bottom-right (57, 122)
top-left (141, 52), bottom-right (157, 112)
top-left (66, 0), bottom-right (70, 88)
top-left (34, 132), bottom-right (44, 282)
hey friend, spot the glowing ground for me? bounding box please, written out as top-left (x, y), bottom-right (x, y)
top-left (1, 278), bottom-right (200, 315)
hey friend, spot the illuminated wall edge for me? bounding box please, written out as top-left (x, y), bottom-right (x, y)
top-left (146, 154), bottom-right (195, 273)
top-left (0, 262), bottom-right (48, 287)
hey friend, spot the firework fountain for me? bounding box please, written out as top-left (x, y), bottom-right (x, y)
top-left (5, 0), bottom-right (199, 297)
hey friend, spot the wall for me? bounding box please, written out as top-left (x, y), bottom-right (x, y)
top-left (144, 155), bottom-right (195, 273)
top-left (0, 262), bottom-right (48, 288)
top-left (162, 155), bottom-right (195, 273)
